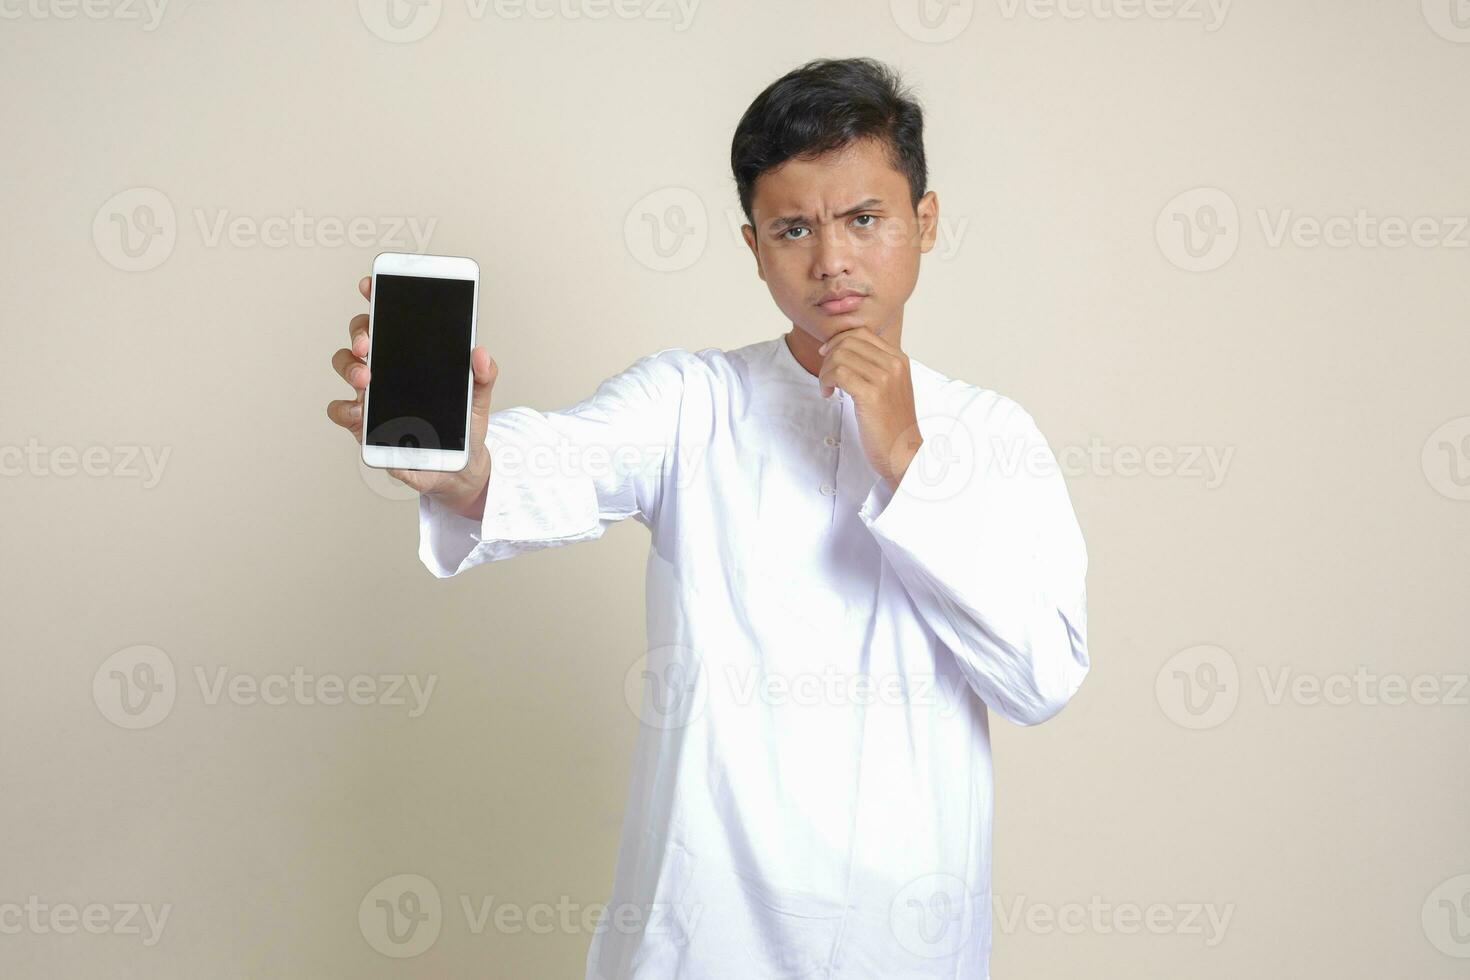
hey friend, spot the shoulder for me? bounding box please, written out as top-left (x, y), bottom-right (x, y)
top-left (629, 338), bottom-right (783, 392)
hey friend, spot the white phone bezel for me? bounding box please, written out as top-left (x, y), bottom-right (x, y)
top-left (360, 251), bottom-right (479, 473)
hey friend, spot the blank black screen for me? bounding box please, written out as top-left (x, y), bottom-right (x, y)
top-left (365, 273), bottom-right (475, 451)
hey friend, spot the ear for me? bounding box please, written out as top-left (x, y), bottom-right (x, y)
top-left (915, 190), bottom-right (939, 254)
top-left (740, 223), bottom-right (766, 282)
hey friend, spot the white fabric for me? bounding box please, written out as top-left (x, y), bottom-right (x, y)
top-left (417, 335), bottom-right (1089, 979)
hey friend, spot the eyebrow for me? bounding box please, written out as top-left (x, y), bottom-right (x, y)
top-left (766, 198), bottom-right (884, 233)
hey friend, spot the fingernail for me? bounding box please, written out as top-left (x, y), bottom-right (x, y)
top-left (818, 342), bottom-right (828, 354)
top-left (348, 403), bottom-right (362, 419)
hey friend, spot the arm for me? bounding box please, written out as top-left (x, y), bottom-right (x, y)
top-left (418, 347), bottom-right (699, 578)
top-left (856, 393), bottom-right (1089, 726)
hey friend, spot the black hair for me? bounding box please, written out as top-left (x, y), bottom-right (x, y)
top-left (730, 57), bottom-right (927, 226)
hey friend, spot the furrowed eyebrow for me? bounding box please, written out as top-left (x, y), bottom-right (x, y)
top-left (767, 198), bottom-right (884, 233)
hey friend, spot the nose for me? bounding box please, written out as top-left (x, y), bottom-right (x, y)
top-left (811, 222), bottom-right (853, 280)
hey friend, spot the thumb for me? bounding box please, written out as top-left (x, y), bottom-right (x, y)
top-left (469, 346), bottom-right (498, 421)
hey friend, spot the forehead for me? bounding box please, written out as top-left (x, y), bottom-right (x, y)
top-left (749, 137), bottom-right (907, 216)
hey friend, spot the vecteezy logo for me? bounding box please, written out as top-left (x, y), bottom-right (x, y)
top-left (93, 188), bottom-right (177, 272)
top-left (889, 873), bottom-right (977, 959)
top-left (358, 0), bottom-right (443, 42)
top-left (93, 645), bottom-right (177, 729)
top-left (1155, 187), bottom-right (1240, 272)
top-left (1422, 416), bottom-right (1470, 502)
top-left (359, 874), bottom-right (443, 958)
top-left (1423, 0), bottom-right (1470, 42)
top-left (1422, 874), bottom-right (1470, 957)
top-left (893, 415), bottom-right (975, 504)
top-left (1155, 644), bottom-right (1239, 730)
top-left (889, 0), bottom-right (974, 43)
top-left (624, 188), bottom-right (707, 272)
top-left (623, 645), bottom-right (706, 730)
top-left (359, 414), bottom-right (445, 501)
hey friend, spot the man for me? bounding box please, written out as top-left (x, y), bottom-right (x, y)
top-left (327, 57), bottom-right (1088, 980)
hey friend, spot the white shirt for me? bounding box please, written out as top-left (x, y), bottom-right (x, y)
top-left (418, 335), bottom-right (1089, 979)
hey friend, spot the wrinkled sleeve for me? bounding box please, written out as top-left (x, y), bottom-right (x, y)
top-left (857, 394), bottom-right (1089, 726)
top-left (418, 347), bottom-right (695, 578)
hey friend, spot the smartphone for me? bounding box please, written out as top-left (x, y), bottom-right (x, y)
top-left (360, 251), bottom-right (479, 472)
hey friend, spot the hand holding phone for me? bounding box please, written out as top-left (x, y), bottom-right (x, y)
top-left (326, 257), bottom-right (497, 519)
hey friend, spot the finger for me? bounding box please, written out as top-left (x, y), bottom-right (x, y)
top-left (326, 398), bottom-right (363, 432)
top-left (331, 347), bottom-right (370, 389)
top-left (348, 312), bottom-right (369, 358)
top-left (359, 276), bottom-right (372, 302)
top-left (820, 326), bottom-right (895, 359)
top-left (821, 340), bottom-right (894, 378)
top-left (818, 361), bottom-right (877, 399)
top-left (387, 467), bottom-right (434, 493)
top-left (468, 347), bottom-right (499, 420)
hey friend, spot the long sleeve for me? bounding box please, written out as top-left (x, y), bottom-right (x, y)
top-left (856, 392), bottom-right (1089, 726)
top-left (418, 347), bottom-right (700, 578)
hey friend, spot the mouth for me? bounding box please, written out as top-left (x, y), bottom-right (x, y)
top-left (816, 291), bottom-right (867, 315)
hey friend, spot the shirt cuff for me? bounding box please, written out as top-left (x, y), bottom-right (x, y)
top-left (857, 435), bottom-right (948, 544)
top-left (417, 491), bottom-right (484, 579)
top-left (415, 423), bottom-right (606, 578)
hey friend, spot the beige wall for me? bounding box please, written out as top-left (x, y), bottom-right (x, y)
top-left (2, 1), bottom-right (1467, 976)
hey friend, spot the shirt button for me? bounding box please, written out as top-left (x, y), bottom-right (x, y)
top-left (824, 435), bottom-right (840, 448)
top-left (819, 483), bottom-right (835, 495)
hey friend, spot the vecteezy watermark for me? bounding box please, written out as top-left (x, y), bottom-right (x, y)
top-left (624, 645), bottom-right (707, 731)
top-left (92, 187), bottom-right (438, 272)
top-left (889, 873), bottom-right (981, 959)
top-left (626, 187), bottom-right (707, 272)
top-left (993, 895), bottom-right (1234, 946)
top-left (623, 651), bottom-right (973, 730)
top-left (889, 0), bottom-right (976, 43)
top-left (194, 667), bottom-right (437, 716)
top-left (1255, 210), bottom-right (1470, 250)
top-left (720, 206), bottom-right (973, 263)
top-left (1157, 644), bottom-right (1469, 730)
top-left (93, 646), bottom-right (178, 731)
top-left (1423, 874), bottom-right (1470, 958)
top-left (359, 875), bottom-right (442, 959)
top-left (889, 0), bottom-right (1228, 42)
top-left (628, 188), bottom-right (973, 273)
top-left (992, 0), bottom-right (1230, 31)
top-left (488, 438), bottom-right (707, 487)
top-left (991, 434), bottom-right (1235, 489)
top-left (92, 646), bottom-right (438, 729)
top-left (1422, 0), bottom-right (1470, 43)
top-left (358, 410), bottom-right (712, 503)
top-left (853, 415), bottom-right (1236, 512)
top-left (0, 0), bottom-right (171, 30)
top-left (0, 439), bottom-right (171, 488)
top-left (1157, 187), bottom-right (1470, 272)
top-left (357, 0), bottom-right (699, 43)
top-left (0, 897), bottom-right (172, 947)
top-left (1422, 416), bottom-right (1470, 501)
top-left (1155, 187), bottom-right (1240, 272)
top-left (1155, 644), bottom-right (1239, 730)
top-left (358, 873), bottom-right (700, 958)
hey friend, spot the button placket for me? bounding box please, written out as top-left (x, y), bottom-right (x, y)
top-left (821, 395), bottom-right (842, 522)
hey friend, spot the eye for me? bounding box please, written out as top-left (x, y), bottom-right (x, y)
top-left (781, 227), bottom-right (810, 241)
top-left (852, 214), bottom-right (878, 229)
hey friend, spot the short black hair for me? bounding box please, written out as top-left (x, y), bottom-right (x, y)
top-left (730, 57), bottom-right (927, 226)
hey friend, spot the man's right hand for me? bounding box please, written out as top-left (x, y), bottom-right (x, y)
top-left (326, 274), bottom-right (499, 520)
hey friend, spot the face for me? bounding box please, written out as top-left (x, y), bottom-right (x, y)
top-left (740, 136), bottom-right (938, 349)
